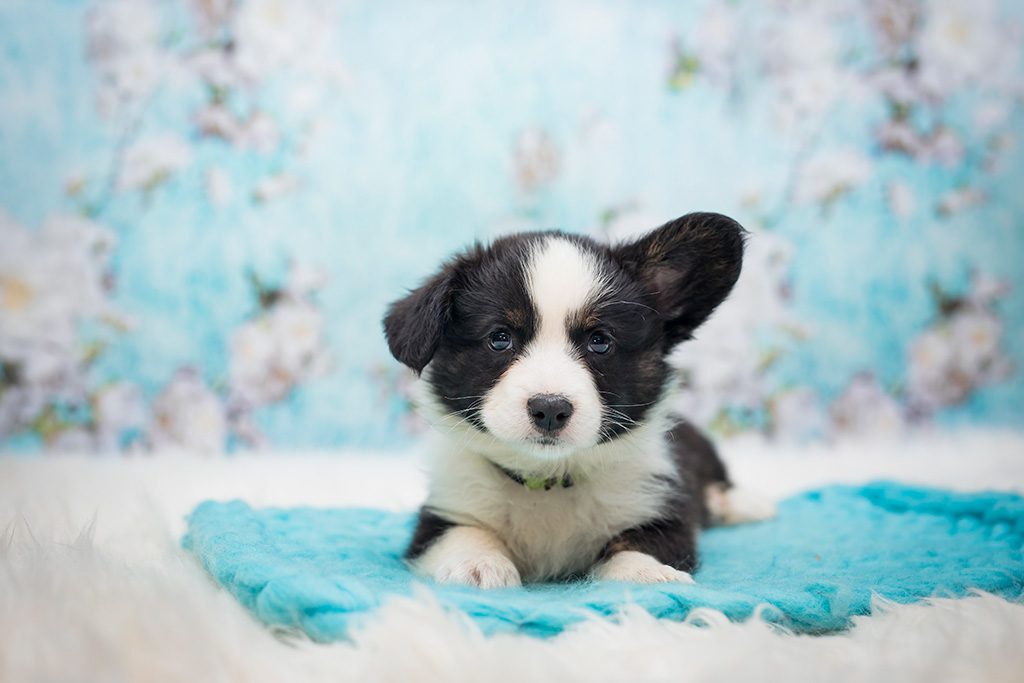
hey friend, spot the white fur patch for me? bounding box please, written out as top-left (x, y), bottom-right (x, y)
top-left (594, 550), bottom-right (695, 585)
top-left (422, 414), bottom-right (680, 582)
top-left (413, 526), bottom-right (522, 588)
top-left (704, 483), bottom-right (778, 526)
top-left (479, 237), bottom-right (608, 455)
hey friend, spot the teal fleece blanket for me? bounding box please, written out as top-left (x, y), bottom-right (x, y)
top-left (182, 482), bottom-right (1024, 641)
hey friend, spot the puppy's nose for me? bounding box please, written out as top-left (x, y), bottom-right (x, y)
top-left (527, 394), bottom-right (574, 433)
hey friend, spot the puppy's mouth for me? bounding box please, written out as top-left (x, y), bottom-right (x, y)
top-left (529, 435), bottom-right (561, 447)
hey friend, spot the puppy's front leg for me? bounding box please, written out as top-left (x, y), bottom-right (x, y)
top-left (409, 518), bottom-right (522, 589)
top-left (593, 518), bottom-right (697, 585)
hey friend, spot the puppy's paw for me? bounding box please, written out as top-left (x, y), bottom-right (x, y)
top-left (705, 483), bottom-right (777, 526)
top-left (434, 553), bottom-right (522, 589)
top-left (414, 525), bottom-right (522, 589)
top-left (594, 550), bottom-right (695, 585)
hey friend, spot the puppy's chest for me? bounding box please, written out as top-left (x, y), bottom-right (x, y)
top-left (480, 475), bottom-right (673, 581)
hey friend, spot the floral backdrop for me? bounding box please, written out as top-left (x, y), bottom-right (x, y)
top-left (1, 0), bottom-right (1022, 453)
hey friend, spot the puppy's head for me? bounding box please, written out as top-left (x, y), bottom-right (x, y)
top-left (384, 213), bottom-right (745, 460)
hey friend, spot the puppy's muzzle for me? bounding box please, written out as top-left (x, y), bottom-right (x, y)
top-left (527, 394), bottom-right (574, 434)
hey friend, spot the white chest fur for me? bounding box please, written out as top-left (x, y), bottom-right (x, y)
top-left (422, 426), bottom-right (680, 581)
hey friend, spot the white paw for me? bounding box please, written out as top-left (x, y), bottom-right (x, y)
top-left (414, 526), bottom-right (522, 589)
top-left (705, 484), bottom-right (777, 526)
top-left (594, 551), bottom-right (695, 585)
top-left (434, 553), bottom-right (522, 589)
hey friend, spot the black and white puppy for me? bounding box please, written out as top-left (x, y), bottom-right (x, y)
top-left (384, 212), bottom-right (773, 588)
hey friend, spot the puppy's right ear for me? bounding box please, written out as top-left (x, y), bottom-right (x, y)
top-left (383, 268), bottom-right (455, 374)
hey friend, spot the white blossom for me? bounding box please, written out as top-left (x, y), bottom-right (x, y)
top-left (917, 0), bottom-right (1021, 100)
top-left (150, 368), bottom-right (227, 454)
top-left (937, 187), bottom-right (986, 216)
top-left (118, 135), bottom-right (193, 192)
top-left (905, 280), bottom-right (1013, 415)
top-left (514, 128), bottom-right (561, 193)
top-left (769, 387), bottom-right (828, 441)
top-left (205, 167), bottom-right (233, 207)
top-left (888, 181), bottom-right (916, 218)
top-left (0, 213), bottom-right (119, 399)
top-left (253, 173), bottom-right (299, 203)
top-left (794, 149), bottom-right (873, 205)
top-left (186, 0), bottom-right (235, 40)
top-left (232, 0), bottom-right (338, 81)
top-left (831, 373), bottom-right (906, 435)
top-left (686, 3), bottom-right (740, 86)
top-left (228, 264), bottom-right (331, 415)
top-left (867, 0), bottom-right (920, 57)
top-left (86, 0), bottom-right (168, 117)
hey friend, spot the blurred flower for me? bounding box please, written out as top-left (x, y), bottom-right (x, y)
top-left (118, 135), bottom-right (193, 192)
top-left (232, 0), bottom-right (333, 77)
top-left (253, 173), bottom-right (300, 203)
top-left (186, 0), bottom-right (235, 40)
top-left (674, 3), bottom-right (738, 88)
top-left (150, 368), bottom-right (227, 454)
top-left (906, 275), bottom-right (1013, 415)
top-left (769, 387), bottom-right (828, 441)
top-left (887, 181), bottom-right (916, 218)
top-left (937, 187), bottom-right (986, 216)
top-left (0, 213), bottom-right (119, 396)
top-left (514, 128), bottom-right (561, 193)
top-left (86, 0), bottom-right (168, 118)
top-left (831, 373), bottom-right (906, 436)
top-left (227, 263), bottom-right (331, 444)
top-left (868, 0), bottom-right (920, 57)
top-left (917, 0), bottom-right (1021, 99)
top-left (195, 105), bottom-right (281, 152)
top-left (794, 149), bottom-right (872, 205)
top-left (876, 121), bottom-right (965, 167)
top-left (229, 301), bottom-right (329, 406)
top-left (0, 212), bottom-right (135, 445)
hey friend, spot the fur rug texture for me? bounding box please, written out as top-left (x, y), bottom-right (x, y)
top-left (183, 483), bottom-right (1024, 640)
top-left (3, 430), bottom-right (1024, 683)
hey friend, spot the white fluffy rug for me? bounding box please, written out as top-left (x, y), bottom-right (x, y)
top-left (3, 431), bottom-right (1024, 683)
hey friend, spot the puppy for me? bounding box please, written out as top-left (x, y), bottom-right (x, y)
top-left (383, 213), bottom-right (773, 588)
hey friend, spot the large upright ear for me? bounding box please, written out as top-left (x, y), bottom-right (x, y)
top-left (613, 212), bottom-right (746, 349)
top-left (383, 267), bottom-right (455, 374)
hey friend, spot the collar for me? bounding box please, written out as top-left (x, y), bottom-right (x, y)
top-left (495, 463), bottom-right (575, 491)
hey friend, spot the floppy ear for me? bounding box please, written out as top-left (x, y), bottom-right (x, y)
top-left (383, 267), bottom-right (455, 374)
top-left (613, 212), bottom-right (746, 350)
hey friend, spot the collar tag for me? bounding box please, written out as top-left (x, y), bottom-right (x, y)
top-left (497, 464), bottom-right (574, 490)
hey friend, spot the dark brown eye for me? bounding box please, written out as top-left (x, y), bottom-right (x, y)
top-left (587, 332), bottom-right (611, 354)
top-left (488, 329), bottom-right (513, 351)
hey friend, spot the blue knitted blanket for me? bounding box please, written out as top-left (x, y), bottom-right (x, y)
top-left (182, 482), bottom-right (1024, 641)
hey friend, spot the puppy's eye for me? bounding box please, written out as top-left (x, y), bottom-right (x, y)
top-left (587, 332), bottom-right (612, 354)
top-left (488, 329), bottom-right (513, 351)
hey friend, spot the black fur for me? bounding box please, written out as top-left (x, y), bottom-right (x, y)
top-left (598, 420), bottom-right (732, 572)
top-left (404, 507), bottom-right (457, 560)
top-left (612, 212), bottom-right (747, 350)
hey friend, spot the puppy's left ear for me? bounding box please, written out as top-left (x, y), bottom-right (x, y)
top-left (613, 212), bottom-right (746, 350)
top-left (383, 268), bottom-right (455, 374)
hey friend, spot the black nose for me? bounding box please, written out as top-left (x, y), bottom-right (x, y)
top-left (527, 394), bottom-right (574, 433)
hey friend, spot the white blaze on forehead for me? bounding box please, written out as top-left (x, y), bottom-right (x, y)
top-left (476, 236), bottom-right (607, 457)
top-left (526, 237), bottom-right (606, 343)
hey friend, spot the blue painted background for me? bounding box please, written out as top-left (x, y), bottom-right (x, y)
top-left (1, 0), bottom-right (1021, 452)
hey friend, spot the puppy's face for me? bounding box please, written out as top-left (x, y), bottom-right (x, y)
top-left (384, 213), bottom-right (745, 460)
